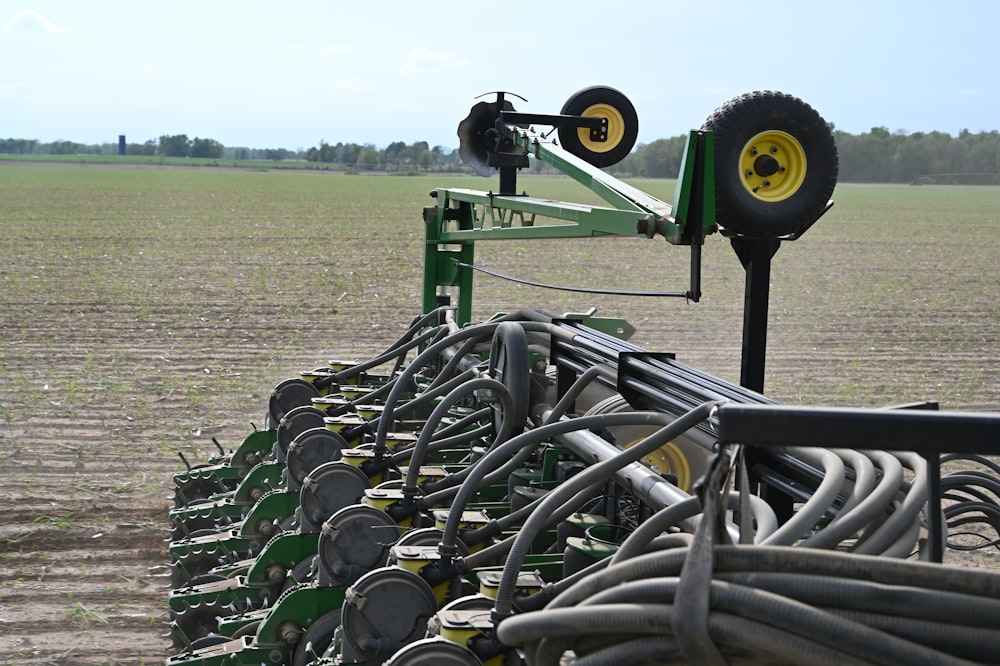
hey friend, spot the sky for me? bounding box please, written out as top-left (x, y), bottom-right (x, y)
top-left (2, 1), bottom-right (999, 151)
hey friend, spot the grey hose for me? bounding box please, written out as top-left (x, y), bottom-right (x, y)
top-left (437, 411), bottom-right (683, 562)
top-left (801, 449), bottom-right (903, 549)
top-left (611, 491), bottom-right (777, 563)
top-left (761, 446), bottom-right (844, 545)
top-left (402, 377), bottom-right (514, 495)
top-left (492, 401), bottom-right (718, 619)
top-left (853, 451), bottom-right (926, 556)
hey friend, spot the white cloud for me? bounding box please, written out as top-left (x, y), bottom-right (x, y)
top-left (2, 10), bottom-right (73, 33)
top-left (401, 48), bottom-right (468, 75)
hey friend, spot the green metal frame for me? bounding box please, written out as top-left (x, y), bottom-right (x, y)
top-left (423, 127), bottom-right (716, 325)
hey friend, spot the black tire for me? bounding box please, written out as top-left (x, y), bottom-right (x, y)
top-left (230, 620), bottom-right (261, 640)
top-left (558, 86), bottom-right (638, 168)
top-left (702, 90), bottom-right (838, 238)
top-left (488, 322), bottom-right (530, 438)
top-left (292, 609), bottom-right (342, 666)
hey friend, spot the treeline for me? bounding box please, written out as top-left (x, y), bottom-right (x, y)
top-left (0, 135), bottom-right (300, 163)
top-left (614, 127), bottom-right (1000, 183)
top-left (4, 128), bottom-right (1000, 183)
top-left (304, 140), bottom-right (464, 172)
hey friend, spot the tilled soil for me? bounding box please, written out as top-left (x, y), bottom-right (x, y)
top-left (1, 172), bottom-right (998, 665)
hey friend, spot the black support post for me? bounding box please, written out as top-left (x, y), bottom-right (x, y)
top-left (731, 237), bottom-right (782, 394)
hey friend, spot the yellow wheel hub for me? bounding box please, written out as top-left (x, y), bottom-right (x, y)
top-left (625, 437), bottom-right (693, 491)
top-left (576, 103), bottom-right (625, 154)
top-left (739, 130), bottom-right (806, 202)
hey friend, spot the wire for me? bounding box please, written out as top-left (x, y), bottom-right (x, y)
top-left (453, 259), bottom-right (690, 298)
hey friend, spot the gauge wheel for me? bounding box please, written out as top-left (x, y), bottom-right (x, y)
top-left (558, 85), bottom-right (638, 168)
top-left (488, 322), bottom-right (530, 438)
top-left (702, 90), bottom-right (838, 238)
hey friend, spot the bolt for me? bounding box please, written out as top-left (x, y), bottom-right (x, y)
top-left (763, 180), bottom-right (771, 187)
top-left (750, 147), bottom-right (758, 156)
top-left (745, 170), bottom-right (754, 178)
top-left (279, 621), bottom-right (303, 645)
top-left (779, 166), bottom-right (786, 173)
top-left (266, 564), bottom-right (285, 584)
top-left (771, 146), bottom-right (778, 153)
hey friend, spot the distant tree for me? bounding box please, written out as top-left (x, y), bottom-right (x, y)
top-left (0, 138), bottom-right (39, 154)
top-left (381, 141), bottom-right (408, 170)
top-left (126, 140), bottom-right (157, 156)
top-left (633, 136), bottom-right (687, 178)
top-left (263, 148), bottom-right (293, 161)
top-left (357, 146), bottom-right (380, 171)
top-left (159, 134), bottom-right (191, 157)
top-left (190, 137), bottom-right (224, 159)
top-left (339, 143), bottom-right (361, 166)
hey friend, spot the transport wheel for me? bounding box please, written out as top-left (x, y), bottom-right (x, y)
top-left (558, 85), bottom-right (638, 168)
top-left (702, 90), bottom-right (838, 238)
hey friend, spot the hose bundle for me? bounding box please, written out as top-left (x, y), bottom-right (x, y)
top-left (497, 545), bottom-right (1000, 665)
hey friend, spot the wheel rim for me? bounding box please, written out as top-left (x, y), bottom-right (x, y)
top-left (739, 130), bottom-right (807, 202)
top-left (576, 103), bottom-right (626, 154)
top-left (626, 437), bottom-right (693, 491)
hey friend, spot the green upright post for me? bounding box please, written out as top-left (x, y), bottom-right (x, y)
top-left (423, 193), bottom-right (476, 325)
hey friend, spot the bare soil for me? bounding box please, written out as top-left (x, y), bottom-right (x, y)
top-left (1, 171), bottom-right (998, 665)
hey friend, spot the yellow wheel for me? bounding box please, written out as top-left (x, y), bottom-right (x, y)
top-left (617, 427), bottom-right (706, 492)
top-left (575, 102), bottom-right (627, 154)
top-left (636, 439), bottom-right (693, 492)
top-left (703, 91), bottom-right (838, 238)
top-left (739, 130), bottom-right (807, 202)
top-left (558, 86), bottom-right (638, 168)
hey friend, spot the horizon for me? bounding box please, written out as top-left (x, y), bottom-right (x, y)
top-left (3, 2), bottom-right (999, 150)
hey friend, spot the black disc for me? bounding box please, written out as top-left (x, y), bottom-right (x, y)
top-left (291, 609), bottom-right (342, 666)
top-left (269, 378), bottom-right (321, 425)
top-left (341, 567), bottom-right (438, 664)
top-left (299, 461), bottom-right (371, 532)
top-left (286, 427), bottom-right (349, 491)
top-left (275, 405), bottom-right (328, 461)
top-left (317, 504), bottom-right (399, 587)
top-left (385, 636), bottom-right (483, 666)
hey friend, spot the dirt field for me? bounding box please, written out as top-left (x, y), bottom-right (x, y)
top-left (1, 166), bottom-right (997, 665)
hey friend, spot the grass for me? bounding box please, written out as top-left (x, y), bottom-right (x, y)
top-left (66, 601), bottom-right (108, 627)
top-left (1, 165), bottom-right (998, 426)
top-left (0, 152), bottom-right (337, 170)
